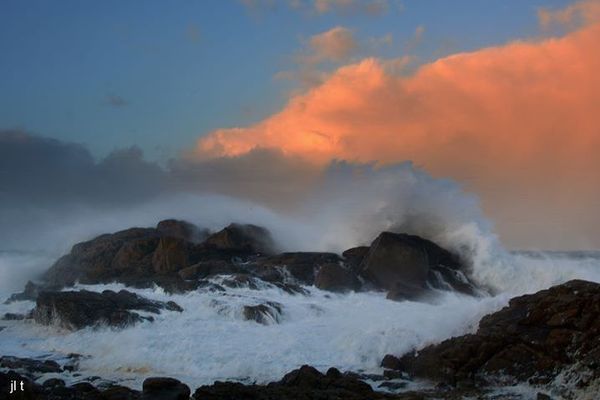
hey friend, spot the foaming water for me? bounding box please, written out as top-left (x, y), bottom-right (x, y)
top-left (1, 251), bottom-right (600, 390)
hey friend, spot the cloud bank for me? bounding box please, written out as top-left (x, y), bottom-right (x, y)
top-left (193, 8), bottom-right (600, 249)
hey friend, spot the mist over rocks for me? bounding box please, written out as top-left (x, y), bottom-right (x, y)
top-left (9, 218), bottom-right (479, 306)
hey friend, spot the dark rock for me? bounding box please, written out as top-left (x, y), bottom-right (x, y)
top-left (221, 273), bottom-right (262, 290)
top-left (142, 377), bottom-right (190, 400)
top-left (157, 219), bottom-right (208, 243)
top-left (381, 354), bottom-right (402, 370)
top-left (178, 260), bottom-right (239, 280)
top-left (387, 280), bottom-right (600, 389)
top-left (0, 356), bottom-right (62, 374)
top-left (152, 237), bottom-right (192, 274)
top-left (359, 232), bottom-right (477, 300)
top-left (33, 289), bottom-right (183, 330)
top-left (242, 302), bottom-right (282, 325)
top-left (315, 263), bottom-right (361, 292)
top-left (342, 246), bottom-right (370, 272)
top-left (193, 364), bottom-right (379, 400)
top-left (2, 313), bottom-right (26, 321)
top-left (202, 223), bottom-right (274, 255)
top-left (42, 378), bottom-right (65, 388)
top-left (254, 252), bottom-right (342, 285)
top-left (4, 281), bottom-right (62, 303)
top-left (44, 227), bottom-right (161, 286)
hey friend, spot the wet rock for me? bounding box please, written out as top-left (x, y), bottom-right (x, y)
top-left (33, 289), bottom-right (183, 330)
top-left (342, 246), bottom-right (370, 272)
top-left (142, 377), bottom-right (190, 400)
top-left (202, 223), bottom-right (274, 255)
top-left (0, 356), bottom-right (62, 374)
top-left (156, 219), bottom-right (208, 243)
top-left (254, 252), bottom-right (342, 285)
top-left (152, 237), bottom-right (193, 274)
top-left (359, 232), bottom-right (477, 300)
top-left (315, 263), bottom-right (361, 292)
top-left (4, 280), bottom-right (62, 304)
top-left (386, 280), bottom-right (600, 389)
top-left (242, 302), bottom-right (283, 325)
top-left (221, 273), bottom-right (262, 290)
top-left (193, 365), bottom-right (379, 400)
top-left (178, 260), bottom-right (239, 280)
top-left (2, 313), bottom-right (26, 321)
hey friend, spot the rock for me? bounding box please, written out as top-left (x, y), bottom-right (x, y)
top-left (33, 289), bottom-right (183, 330)
top-left (202, 223), bottom-right (274, 255)
top-left (111, 237), bottom-right (160, 274)
top-left (386, 280), bottom-right (600, 390)
top-left (156, 219), bottom-right (208, 243)
top-left (2, 313), bottom-right (26, 321)
top-left (381, 354), bottom-right (402, 370)
top-left (242, 302), bottom-right (282, 325)
top-left (315, 263), bottom-right (361, 292)
top-left (193, 365), bottom-right (379, 400)
top-left (342, 246), bottom-right (370, 272)
top-left (0, 356), bottom-right (62, 375)
top-left (142, 377), bottom-right (190, 400)
top-left (152, 237), bottom-right (192, 274)
top-left (43, 227), bottom-right (161, 286)
top-left (178, 260), bottom-right (238, 280)
top-left (359, 232), bottom-right (476, 300)
top-left (221, 273), bottom-right (262, 290)
top-left (4, 281), bottom-right (62, 303)
top-left (254, 252), bottom-right (342, 285)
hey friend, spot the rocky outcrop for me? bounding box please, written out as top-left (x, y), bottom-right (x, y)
top-left (33, 289), bottom-right (182, 330)
top-left (142, 377), bottom-right (190, 400)
top-left (8, 219), bottom-right (480, 304)
top-left (383, 280), bottom-right (600, 392)
top-left (315, 263), bottom-right (361, 292)
top-left (358, 232), bottom-right (477, 300)
top-left (193, 365), bottom-right (385, 400)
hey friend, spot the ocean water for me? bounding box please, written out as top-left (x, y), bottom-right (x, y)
top-left (1, 249), bottom-right (600, 391)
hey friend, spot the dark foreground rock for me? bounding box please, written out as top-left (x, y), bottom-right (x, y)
top-left (143, 377), bottom-right (190, 400)
top-left (33, 289), bottom-right (183, 330)
top-left (383, 279), bottom-right (600, 395)
top-left (193, 365), bottom-right (388, 400)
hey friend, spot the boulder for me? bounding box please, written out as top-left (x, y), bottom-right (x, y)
top-left (359, 232), bottom-right (476, 300)
top-left (386, 280), bottom-right (600, 390)
top-left (193, 365), bottom-right (378, 400)
top-left (142, 377), bottom-right (190, 400)
top-left (156, 219), bottom-right (208, 243)
top-left (254, 252), bottom-right (342, 285)
top-left (342, 246), bottom-right (370, 272)
top-left (315, 263), bottom-right (361, 292)
top-left (242, 302), bottom-right (282, 325)
top-left (152, 237), bottom-right (192, 274)
top-left (33, 289), bottom-right (183, 330)
top-left (0, 356), bottom-right (62, 375)
top-left (43, 227), bottom-right (161, 286)
top-left (202, 223), bottom-right (274, 255)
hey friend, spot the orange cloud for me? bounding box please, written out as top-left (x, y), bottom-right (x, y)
top-left (307, 26), bottom-right (357, 62)
top-left (194, 12), bottom-right (600, 249)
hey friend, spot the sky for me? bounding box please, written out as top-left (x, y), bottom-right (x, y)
top-left (1, 0), bottom-right (599, 251)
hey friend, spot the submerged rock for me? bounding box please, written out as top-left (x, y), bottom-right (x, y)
top-left (384, 279), bottom-right (600, 392)
top-left (242, 302), bottom-right (283, 325)
top-left (33, 289), bottom-right (183, 330)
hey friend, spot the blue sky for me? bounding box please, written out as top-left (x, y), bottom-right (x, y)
top-left (0, 0), bottom-right (573, 161)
